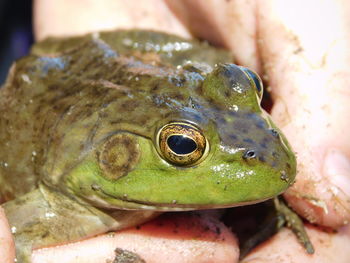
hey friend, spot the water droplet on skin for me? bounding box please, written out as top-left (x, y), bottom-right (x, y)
top-left (122, 38), bottom-right (133, 47)
top-left (45, 212), bottom-right (56, 218)
top-left (91, 184), bottom-right (100, 191)
top-left (280, 171), bottom-right (289, 182)
top-left (229, 105), bottom-right (239, 112)
top-left (92, 32), bottom-right (100, 39)
top-left (133, 42), bottom-right (139, 49)
top-left (107, 232), bottom-right (115, 238)
top-left (21, 74), bottom-right (31, 84)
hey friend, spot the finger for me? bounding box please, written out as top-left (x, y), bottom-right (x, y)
top-left (0, 206), bottom-right (15, 263)
top-left (33, 0), bottom-right (191, 41)
top-left (164, 0), bottom-right (260, 71)
top-left (32, 212), bottom-right (239, 263)
top-left (242, 224), bottom-right (350, 263)
top-left (255, 0), bottom-right (350, 228)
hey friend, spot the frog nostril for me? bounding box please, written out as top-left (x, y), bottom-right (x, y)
top-left (269, 128), bottom-right (279, 138)
top-left (243, 150), bottom-right (256, 160)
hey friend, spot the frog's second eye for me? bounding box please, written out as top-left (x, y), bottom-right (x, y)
top-left (157, 122), bottom-right (208, 166)
top-left (239, 66), bottom-right (263, 101)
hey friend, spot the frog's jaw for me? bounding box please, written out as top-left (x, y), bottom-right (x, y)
top-left (65, 167), bottom-right (280, 211)
top-left (78, 190), bottom-right (273, 211)
top-left (65, 159), bottom-right (278, 211)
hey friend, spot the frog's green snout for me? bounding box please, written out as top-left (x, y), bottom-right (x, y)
top-left (217, 110), bottom-right (296, 186)
top-left (203, 63), bottom-right (296, 187)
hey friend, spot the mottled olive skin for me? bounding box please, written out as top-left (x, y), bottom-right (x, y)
top-left (0, 30), bottom-right (296, 262)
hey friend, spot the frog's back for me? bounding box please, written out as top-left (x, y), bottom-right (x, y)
top-left (0, 30), bottom-right (232, 201)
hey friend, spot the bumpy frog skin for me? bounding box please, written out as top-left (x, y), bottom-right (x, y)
top-left (0, 30), bottom-right (296, 262)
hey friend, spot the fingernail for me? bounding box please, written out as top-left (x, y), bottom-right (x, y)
top-left (324, 149), bottom-right (350, 197)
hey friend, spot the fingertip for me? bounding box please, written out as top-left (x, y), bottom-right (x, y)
top-left (242, 224), bottom-right (350, 263)
top-left (284, 175), bottom-right (350, 229)
top-left (0, 206), bottom-right (15, 263)
top-left (323, 149), bottom-right (350, 203)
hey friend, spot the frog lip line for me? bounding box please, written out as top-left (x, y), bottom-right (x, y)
top-left (91, 187), bottom-right (274, 210)
top-left (111, 197), bottom-right (273, 211)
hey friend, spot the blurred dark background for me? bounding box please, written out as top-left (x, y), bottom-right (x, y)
top-left (0, 0), bottom-right (33, 84)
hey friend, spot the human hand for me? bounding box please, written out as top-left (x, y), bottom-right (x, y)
top-left (2, 0), bottom-right (350, 262)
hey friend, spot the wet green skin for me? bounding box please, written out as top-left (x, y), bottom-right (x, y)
top-left (0, 30), bottom-right (296, 262)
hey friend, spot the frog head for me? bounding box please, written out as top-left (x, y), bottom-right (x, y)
top-left (60, 64), bottom-right (296, 210)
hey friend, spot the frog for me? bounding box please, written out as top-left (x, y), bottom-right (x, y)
top-left (0, 30), bottom-right (305, 262)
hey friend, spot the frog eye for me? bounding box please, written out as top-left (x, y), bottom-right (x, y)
top-left (239, 66), bottom-right (263, 101)
top-left (157, 122), bottom-right (208, 166)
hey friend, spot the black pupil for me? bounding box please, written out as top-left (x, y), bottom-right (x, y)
top-left (167, 135), bottom-right (197, 155)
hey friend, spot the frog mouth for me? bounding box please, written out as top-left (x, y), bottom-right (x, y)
top-left (116, 198), bottom-right (271, 211)
top-left (86, 187), bottom-right (271, 211)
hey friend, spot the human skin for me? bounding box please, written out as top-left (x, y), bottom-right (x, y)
top-left (0, 207), bottom-right (15, 263)
top-left (1, 0), bottom-right (350, 262)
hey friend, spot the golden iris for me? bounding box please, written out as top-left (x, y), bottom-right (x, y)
top-left (157, 122), bottom-right (208, 166)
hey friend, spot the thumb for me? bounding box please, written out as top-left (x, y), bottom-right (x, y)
top-left (257, 0), bottom-right (350, 228)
